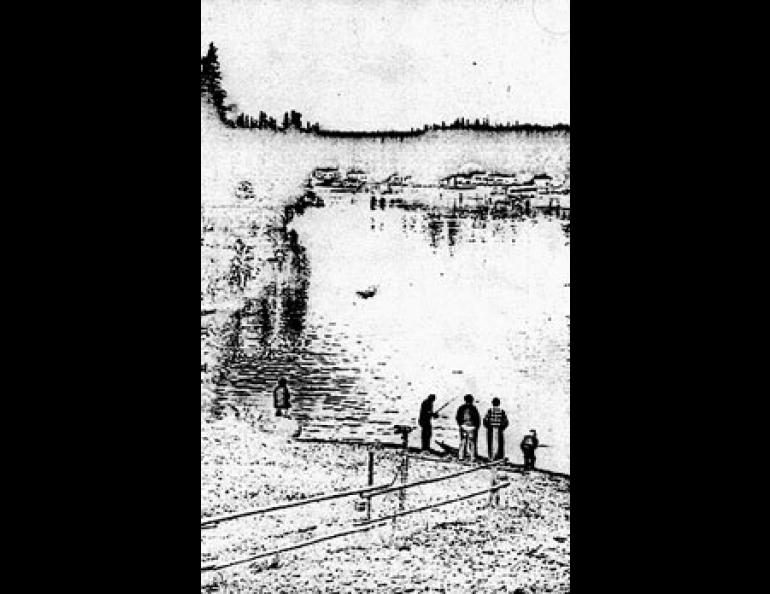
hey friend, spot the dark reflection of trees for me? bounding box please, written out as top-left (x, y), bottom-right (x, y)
top-left (365, 196), bottom-right (526, 253)
top-left (210, 393), bottom-right (241, 420)
top-left (227, 238), bottom-right (255, 292)
top-left (254, 285), bottom-right (276, 353)
top-left (446, 217), bottom-right (460, 248)
top-left (426, 216), bottom-right (444, 249)
top-left (243, 237), bottom-right (310, 358)
top-left (280, 237), bottom-right (309, 348)
top-left (211, 227), bottom-right (311, 389)
top-left (206, 227), bottom-right (312, 418)
top-left (424, 211), bottom-right (499, 251)
top-left (364, 199), bottom-right (525, 253)
top-left (211, 308), bottom-right (244, 387)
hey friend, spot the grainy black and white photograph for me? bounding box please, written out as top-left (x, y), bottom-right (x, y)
top-left (201, 1), bottom-right (570, 591)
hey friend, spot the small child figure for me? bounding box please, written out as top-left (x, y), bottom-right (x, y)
top-left (520, 429), bottom-right (540, 470)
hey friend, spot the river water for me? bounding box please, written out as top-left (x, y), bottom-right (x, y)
top-left (201, 193), bottom-right (570, 474)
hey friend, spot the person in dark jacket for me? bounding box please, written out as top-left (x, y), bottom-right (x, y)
top-left (483, 398), bottom-right (510, 460)
top-left (273, 377), bottom-right (291, 417)
top-left (520, 429), bottom-right (540, 470)
top-left (418, 394), bottom-right (439, 452)
top-left (455, 394), bottom-right (481, 462)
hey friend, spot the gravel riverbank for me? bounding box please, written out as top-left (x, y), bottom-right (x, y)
top-left (201, 413), bottom-right (569, 593)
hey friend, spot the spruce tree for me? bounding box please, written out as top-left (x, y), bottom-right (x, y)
top-left (200, 42), bottom-right (227, 116)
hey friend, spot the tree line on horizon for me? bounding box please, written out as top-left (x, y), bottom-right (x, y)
top-left (201, 42), bottom-right (319, 132)
top-left (201, 42), bottom-right (570, 137)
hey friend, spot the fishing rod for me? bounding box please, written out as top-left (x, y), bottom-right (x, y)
top-left (434, 396), bottom-right (460, 415)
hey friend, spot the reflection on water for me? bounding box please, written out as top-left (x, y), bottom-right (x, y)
top-left (202, 195), bottom-right (570, 473)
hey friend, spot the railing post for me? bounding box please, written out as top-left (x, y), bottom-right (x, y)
top-left (399, 448), bottom-right (409, 513)
top-left (393, 426), bottom-right (413, 515)
top-left (366, 449), bottom-right (375, 521)
top-left (488, 466), bottom-right (499, 509)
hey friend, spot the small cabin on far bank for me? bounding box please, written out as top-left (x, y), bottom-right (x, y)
top-left (532, 173), bottom-right (554, 194)
top-left (439, 174), bottom-right (476, 190)
top-left (440, 170), bottom-right (556, 194)
top-left (384, 173), bottom-right (412, 186)
top-left (347, 168), bottom-right (368, 184)
top-left (312, 167), bottom-right (341, 183)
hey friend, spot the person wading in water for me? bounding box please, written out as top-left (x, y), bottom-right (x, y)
top-left (273, 377), bottom-right (291, 417)
top-left (483, 398), bottom-right (510, 460)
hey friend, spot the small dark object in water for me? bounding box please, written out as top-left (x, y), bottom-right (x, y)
top-left (355, 286), bottom-right (378, 299)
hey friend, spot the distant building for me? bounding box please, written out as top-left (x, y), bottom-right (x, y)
top-left (532, 174), bottom-right (554, 194)
top-left (486, 172), bottom-right (519, 186)
top-left (313, 167), bottom-right (341, 183)
top-left (469, 172), bottom-right (489, 186)
top-left (506, 183), bottom-right (538, 199)
top-left (347, 168), bottom-right (368, 183)
top-left (469, 172), bottom-right (520, 186)
top-left (384, 173), bottom-right (411, 186)
top-left (440, 174), bottom-right (476, 190)
top-left (440, 170), bottom-right (521, 189)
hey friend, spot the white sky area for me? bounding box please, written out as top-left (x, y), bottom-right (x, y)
top-left (201, 0), bottom-right (569, 130)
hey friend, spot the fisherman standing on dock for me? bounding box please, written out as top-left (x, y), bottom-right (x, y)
top-left (418, 394), bottom-right (439, 452)
top-left (483, 398), bottom-right (509, 460)
top-left (456, 394), bottom-right (481, 462)
top-left (520, 429), bottom-right (540, 470)
top-left (273, 377), bottom-right (291, 417)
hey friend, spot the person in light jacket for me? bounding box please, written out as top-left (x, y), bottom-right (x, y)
top-left (483, 398), bottom-right (510, 460)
